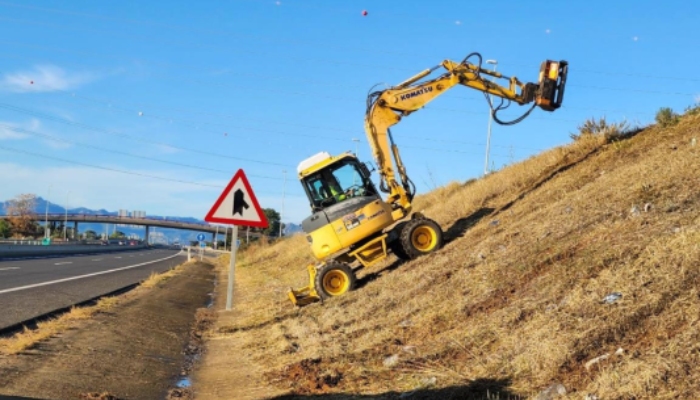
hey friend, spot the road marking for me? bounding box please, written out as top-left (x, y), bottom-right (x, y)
top-left (54, 262), bottom-right (73, 265)
top-left (0, 252), bottom-right (183, 295)
top-left (92, 259), bottom-right (103, 261)
top-left (114, 256), bottom-right (122, 259)
top-left (0, 267), bottom-right (20, 271)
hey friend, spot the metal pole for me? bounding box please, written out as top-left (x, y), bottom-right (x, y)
top-left (484, 60), bottom-right (498, 176)
top-left (214, 225), bottom-right (219, 249)
top-left (44, 185), bottom-right (51, 238)
top-left (223, 226), bottom-right (228, 251)
top-left (226, 224), bottom-right (239, 310)
top-left (63, 191), bottom-right (69, 240)
top-left (279, 170), bottom-right (287, 238)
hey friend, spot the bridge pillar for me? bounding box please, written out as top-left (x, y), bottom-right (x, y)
top-left (145, 225), bottom-right (150, 245)
top-left (73, 221), bottom-right (78, 239)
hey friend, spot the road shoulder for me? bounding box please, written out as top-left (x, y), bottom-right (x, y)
top-left (0, 260), bottom-right (214, 400)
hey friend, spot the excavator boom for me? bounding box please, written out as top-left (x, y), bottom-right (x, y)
top-left (364, 54), bottom-right (567, 213)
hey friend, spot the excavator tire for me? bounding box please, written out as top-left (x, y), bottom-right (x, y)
top-left (314, 261), bottom-right (356, 299)
top-left (399, 218), bottom-right (443, 259)
top-left (389, 222), bottom-right (411, 260)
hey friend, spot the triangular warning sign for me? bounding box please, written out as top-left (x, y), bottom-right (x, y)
top-left (204, 169), bottom-right (269, 228)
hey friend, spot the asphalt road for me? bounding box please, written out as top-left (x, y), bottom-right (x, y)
top-left (0, 247), bottom-right (186, 331)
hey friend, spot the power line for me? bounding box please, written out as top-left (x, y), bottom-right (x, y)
top-left (0, 144), bottom-right (220, 188)
top-left (0, 144), bottom-right (306, 197)
top-left (0, 102), bottom-right (295, 168)
top-left (0, 124), bottom-right (284, 181)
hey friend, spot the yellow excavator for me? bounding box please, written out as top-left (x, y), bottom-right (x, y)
top-left (288, 52), bottom-right (568, 306)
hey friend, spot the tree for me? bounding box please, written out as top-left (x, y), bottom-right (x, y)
top-left (109, 231), bottom-right (126, 239)
top-left (84, 230), bottom-right (97, 239)
top-left (5, 194), bottom-right (38, 238)
top-left (0, 219), bottom-right (10, 238)
top-left (261, 208), bottom-right (285, 237)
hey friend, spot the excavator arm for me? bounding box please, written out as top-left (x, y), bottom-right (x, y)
top-left (364, 52), bottom-right (568, 214)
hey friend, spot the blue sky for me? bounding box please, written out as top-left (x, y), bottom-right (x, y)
top-left (1, 0), bottom-right (698, 225)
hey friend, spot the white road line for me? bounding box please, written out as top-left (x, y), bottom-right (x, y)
top-left (0, 252), bottom-right (183, 295)
top-left (0, 267), bottom-right (20, 271)
top-left (54, 262), bottom-right (73, 265)
top-left (114, 256), bottom-right (122, 259)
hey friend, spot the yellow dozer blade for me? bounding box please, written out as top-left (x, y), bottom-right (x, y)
top-left (287, 263), bottom-right (320, 306)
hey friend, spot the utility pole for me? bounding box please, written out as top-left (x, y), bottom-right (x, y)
top-left (484, 59), bottom-right (498, 176)
top-left (279, 170), bottom-right (287, 238)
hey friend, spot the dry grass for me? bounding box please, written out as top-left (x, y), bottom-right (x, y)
top-left (0, 263), bottom-right (185, 356)
top-left (207, 111), bottom-right (700, 398)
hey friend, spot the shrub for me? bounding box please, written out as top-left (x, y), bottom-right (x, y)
top-left (570, 117), bottom-right (630, 141)
top-left (655, 107), bottom-right (679, 127)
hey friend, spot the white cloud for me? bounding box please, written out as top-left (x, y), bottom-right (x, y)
top-left (0, 65), bottom-right (95, 93)
top-left (0, 118), bottom-right (42, 140)
top-left (154, 143), bottom-right (181, 154)
top-left (0, 124), bottom-right (27, 140)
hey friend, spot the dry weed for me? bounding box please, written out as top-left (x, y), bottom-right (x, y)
top-left (208, 118), bottom-right (700, 397)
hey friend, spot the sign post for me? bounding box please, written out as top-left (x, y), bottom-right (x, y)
top-left (205, 169), bottom-right (268, 311)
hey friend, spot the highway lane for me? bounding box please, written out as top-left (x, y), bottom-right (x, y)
top-left (0, 248), bottom-right (187, 331)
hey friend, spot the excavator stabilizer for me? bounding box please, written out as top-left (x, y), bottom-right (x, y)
top-left (287, 263), bottom-right (320, 306)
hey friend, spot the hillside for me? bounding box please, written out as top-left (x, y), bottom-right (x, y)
top-left (194, 110), bottom-right (700, 399)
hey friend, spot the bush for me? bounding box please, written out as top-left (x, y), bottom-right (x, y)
top-left (570, 117), bottom-right (630, 141)
top-left (655, 107), bottom-right (679, 127)
top-left (683, 102), bottom-right (700, 117)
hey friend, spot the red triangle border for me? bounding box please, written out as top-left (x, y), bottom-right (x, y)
top-left (204, 169), bottom-right (269, 228)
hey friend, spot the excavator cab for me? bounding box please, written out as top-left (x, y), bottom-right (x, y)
top-left (302, 158), bottom-right (376, 211)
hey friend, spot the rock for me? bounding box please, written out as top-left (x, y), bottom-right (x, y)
top-left (399, 319), bottom-right (413, 328)
top-left (533, 383), bottom-right (566, 400)
top-left (420, 376), bottom-right (437, 387)
top-left (401, 345), bottom-right (417, 354)
top-left (490, 219), bottom-right (500, 227)
top-left (630, 205), bottom-right (641, 217)
top-left (601, 292), bottom-right (622, 304)
top-left (383, 354), bottom-right (399, 368)
top-left (585, 394), bottom-right (600, 400)
top-left (692, 137), bottom-right (697, 147)
top-left (585, 353), bottom-right (610, 370)
top-left (615, 347), bottom-right (625, 356)
top-left (644, 203), bottom-right (653, 212)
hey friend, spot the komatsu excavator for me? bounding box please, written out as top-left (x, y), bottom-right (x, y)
top-left (288, 52), bottom-right (567, 306)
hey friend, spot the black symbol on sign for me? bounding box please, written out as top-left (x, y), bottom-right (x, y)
top-left (233, 189), bottom-right (249, 216)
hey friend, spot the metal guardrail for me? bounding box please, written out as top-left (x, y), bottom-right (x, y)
top-left (0, 239), bottom-right (137, 246)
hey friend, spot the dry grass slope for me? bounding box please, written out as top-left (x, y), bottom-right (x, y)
top-left (214, 111), bottom-right (700, 399)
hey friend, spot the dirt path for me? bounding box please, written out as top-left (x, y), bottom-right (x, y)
top-left (192, 262), bottom-right (288, 400)
top-left (0, 261), bottom-right (215, 400)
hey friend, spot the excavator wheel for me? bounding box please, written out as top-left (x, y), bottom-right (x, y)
top-left (314, 261), bottom-right (356, 299)
top-left (389, 222), bottom-right (411, 260)
top-left (399, 218), bottom-right (443, 259)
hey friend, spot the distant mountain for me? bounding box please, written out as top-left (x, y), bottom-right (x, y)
top-left (285, 222), bottom-right (303, 235)
top-left (1, 197), bottom-right (301, 242)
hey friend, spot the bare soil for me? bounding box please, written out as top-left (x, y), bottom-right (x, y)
top-left (0, 260), bottom-right (215, 400)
